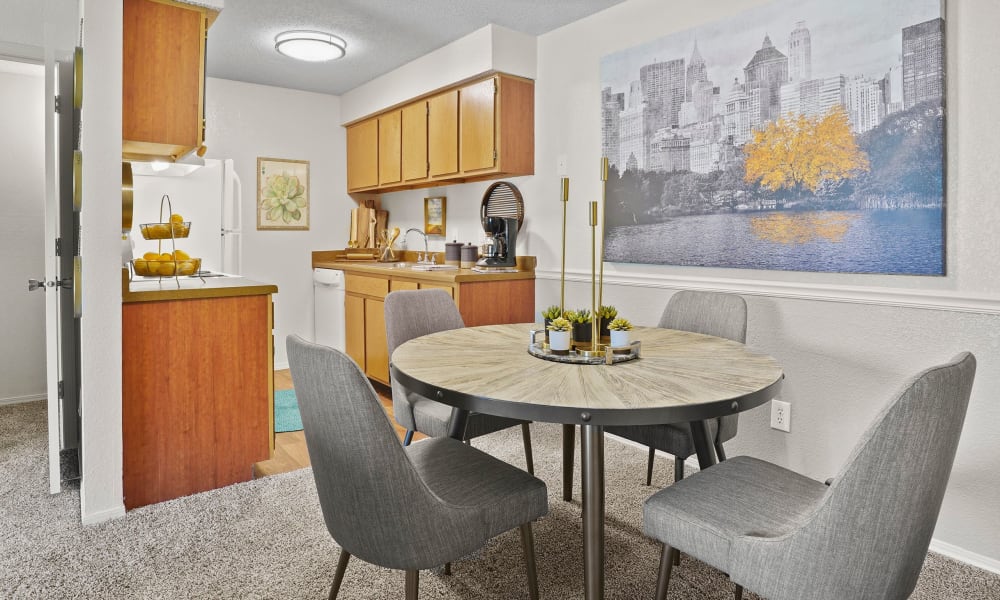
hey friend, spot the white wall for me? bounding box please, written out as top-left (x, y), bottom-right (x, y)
top-left (79, 0), bottom-right (125, 524)
top-left (526, 0), bottom-right (1000, 568)
top-left (340, 24), bottom-right (537, 124)
top-left (204, 77), bottom-right (350, 368)
top-left (0, 65), bottom-right (46, 405)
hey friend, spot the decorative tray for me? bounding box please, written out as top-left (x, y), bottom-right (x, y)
top-left (527, 337), bottom-right (641, 365)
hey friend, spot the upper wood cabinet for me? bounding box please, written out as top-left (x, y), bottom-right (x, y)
top-left (122, 0), bottom-right (216, 161)
top-left (378, 110), bottom-right (402, 186)
top-left (428, 90), bottom-right (459, 178)
top-left (347, 119), bottom-right (379, 191)
top-left (401, 102), bottom-right (429, 182)
top-left (344, 73), bottom-right (534, 194)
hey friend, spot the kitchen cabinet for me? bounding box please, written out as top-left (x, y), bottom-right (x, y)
top-left (343, 73), bottom-right (534, 194)
top-left (427, 90), bottom-right (459, 178)
top-left (347, 119), bottom-right (379, 191)
top-left (342, 267), bottom-right (533, 385)
top-left (122, 289), bottom-right (274, 510)
top-left (122, 0), bottom-right (217, 161)
top-left (378, 110), bottom-right (402, 186)
top-left (458, 74), bottom-right (534, 178)
top-left (401, 102), bottom-right (429, 182)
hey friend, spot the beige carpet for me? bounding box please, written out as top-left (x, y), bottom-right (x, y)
top-left (2, 400), bottom-right (998, 599)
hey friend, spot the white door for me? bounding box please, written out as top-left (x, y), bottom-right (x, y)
top-left (38, 51), bottom-right (82, 494)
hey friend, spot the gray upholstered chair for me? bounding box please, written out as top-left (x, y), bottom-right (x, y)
top-left (604, 290), bottom-right (748, 486)
top-left (287, 335), bottom-right (548, 600)
top-left (644, 352), bottom-right (977, 600)
top-left (385, 288), bottom-right (534, 473)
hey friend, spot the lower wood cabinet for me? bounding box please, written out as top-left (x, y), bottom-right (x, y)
top-left (344, 272), bottom-right (533, 385)
top-left (122, 293), bottom-right (273, 509)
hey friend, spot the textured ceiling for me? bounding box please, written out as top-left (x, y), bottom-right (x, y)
top-left (206, 0), bottom-right (626, 96)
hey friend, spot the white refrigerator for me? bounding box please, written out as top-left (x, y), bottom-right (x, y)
top-left (130, 158), bottom-right (242, 275)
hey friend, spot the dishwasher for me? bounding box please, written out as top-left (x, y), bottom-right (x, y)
top-left (313, 268), bottom-right (346, 352)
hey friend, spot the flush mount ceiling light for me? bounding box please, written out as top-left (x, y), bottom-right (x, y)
top-left (274, 30), bottom-right (346, 62)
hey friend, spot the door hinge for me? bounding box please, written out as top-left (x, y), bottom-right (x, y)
top-left (55, 238), bottom-right (62, 256)
top-left (54, 95), bottom-right (62, 114)
top-left (493, 79), bottom-right (498, 94)
top-left (493, 149), bottom-right (498, 162)
top-left (58, 380), bottom-right (64, 400)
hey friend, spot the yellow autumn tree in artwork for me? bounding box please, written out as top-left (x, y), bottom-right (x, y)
top-left (744, 106), bottom-right (870, 196)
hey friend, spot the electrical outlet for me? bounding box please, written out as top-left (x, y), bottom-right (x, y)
top-left (770, 399), bottom-right (791, 432)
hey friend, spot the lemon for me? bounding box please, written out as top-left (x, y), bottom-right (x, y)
top-left (142, 251), bottom-right (158, 260)
top-left (174, 249), bottom-right (190, 260)
top-left (170, 213), bottom-right (184, 224)
top-left (158, 261), bottom-right (176, 276)
top-left (178, 260), bottom-right (196, 275)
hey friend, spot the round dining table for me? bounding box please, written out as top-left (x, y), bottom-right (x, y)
top-left (390, 323), bottom-right (784, 600)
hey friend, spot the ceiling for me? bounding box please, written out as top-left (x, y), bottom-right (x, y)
top-left (206, 0), bottom-right (626, 96)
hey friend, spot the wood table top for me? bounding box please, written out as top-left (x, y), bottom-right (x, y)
top-left (390, 323), bottom-right (784, 427)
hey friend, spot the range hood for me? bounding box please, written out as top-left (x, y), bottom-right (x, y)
top-left (130, 146), bottom-right (205, 177)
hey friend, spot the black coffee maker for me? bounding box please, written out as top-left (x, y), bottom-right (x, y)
top-left (476, 216), bottom-right (518, 268)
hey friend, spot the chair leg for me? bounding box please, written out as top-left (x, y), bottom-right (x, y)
top-left (522, 423), bottom-right (535, 475)
top-left (328, 550), bottom-right (351, 600)
top-left (520, 522), bottom-right (540, 600)
top-left (405, 570), bottom-right (419, 600)
top-left (734, 583), bottom-right (744, 600)
top-left (674, 457), bottom-right (685, 482)
top-left (715, 439), bottom-right (727, 462)
top-left (562, 424), bottom-right (575, 501)
top-left (646, 446), bottom-right (655, 486)
top-left (402, 430), bottom-right (414, 447)
top-left (655, 543), bottom-right (677, 600)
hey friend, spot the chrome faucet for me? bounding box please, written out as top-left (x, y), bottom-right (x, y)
top-left (404, 228), bottom-right (431, 263)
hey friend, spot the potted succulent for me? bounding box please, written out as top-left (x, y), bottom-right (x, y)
top-left (607, 317), bottom-right (633, 350)
top-left (547, 317), bottom-right (572, 355)
top-left (541, 305), bottom-right (563, 342)
top-left (568, 309), bottom-right (593, 348)
top-left (597, 305), bottom-right (618, 342)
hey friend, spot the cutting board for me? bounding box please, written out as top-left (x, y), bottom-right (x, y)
top-left (348, 206), bottom-right (389, 249)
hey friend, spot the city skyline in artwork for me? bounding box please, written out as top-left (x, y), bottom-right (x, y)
top-left (600, 0), bottom-right (946, 275)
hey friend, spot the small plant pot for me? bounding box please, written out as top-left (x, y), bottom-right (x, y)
top-left (610, 330), bottom-right (631, 350)
top-left (572, 322), bottom-right (593, 349)
top-left (549, 330), bottom-right (571, 355)
top-left (598, 317), bottom-right (611, 341)
top-left (543, 318), bottom-right (552, 343)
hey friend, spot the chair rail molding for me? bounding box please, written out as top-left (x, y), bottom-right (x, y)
top-left (536, 269), bottom-right (1000, 316)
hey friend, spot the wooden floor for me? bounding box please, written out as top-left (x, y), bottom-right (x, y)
top-left (253, 369), bottom-right (426, 477)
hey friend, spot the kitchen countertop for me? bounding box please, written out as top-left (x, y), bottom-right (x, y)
top-left (312, 251), bottom-right (536, 283)
top-left (122, 268), bottom-right (278, 303)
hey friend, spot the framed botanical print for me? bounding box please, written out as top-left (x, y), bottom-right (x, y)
top-left (257, 157), bottom-right (309, 230)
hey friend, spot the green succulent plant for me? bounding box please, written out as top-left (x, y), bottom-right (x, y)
top-left (597, 305), bottom-right (618, 319)
top-left (607, 317), bottom-right (633, 331)
top-left (569, 309), bottom-right (592, 324)
top-left (547, 317), bottom-right (571, 332)
top-left (541, 305), bottom-right (563, 320)
top-left (261, 173), bottom-right (306, 224)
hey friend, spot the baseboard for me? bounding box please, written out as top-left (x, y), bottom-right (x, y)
top-left (606, 433), bottom-right (999, 574)
top-left (929, 539), bottom-right (1000, 575)
top-left (0, 393), bottom-right (46, 406)
top-left (81, 504), bottom-right (126, 526)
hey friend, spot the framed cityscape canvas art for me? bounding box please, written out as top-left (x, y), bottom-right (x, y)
top-left (600, 0), bottom-right (945, 274)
